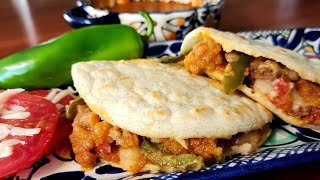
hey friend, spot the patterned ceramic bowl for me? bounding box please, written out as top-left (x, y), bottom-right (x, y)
top-left (63, 0), bottom-right (224, 42)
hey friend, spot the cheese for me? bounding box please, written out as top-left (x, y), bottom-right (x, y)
top-left (1, 110), bottom-right (31, 119)
top-left (0, 89), bottom-right (30, 120)
top-left (0, 124), bottom-right (41, 158)
top-left (291, 89), bottom-right (306, 105)
top-left (56, 103), bottom-right (65, 110)
top-left (0, 123), bottom-right (41, 137)
top-left (0, 87), bottom-right (75, 159)
top-left (254, 79), bottom-right (310, 115)
top-left (0, 123), bottom-right (11, 141)
top-left (0, 89), bottom-right (43, 159)
top-left (9, 104), bottom-right (27, 112)
top-left (10, 127), bottom-right (41, 136)
top-left (175, 138), bottom-right (188, 149)
top-left (0, 89), bottom-right (24, 110)
top-left (46, 86), bottom-right (76, 104)
top-left (45, 89), bottom-right (61, 101)
top-left (0, 139), bottom-right (25, 158)
top-left (1, 105), bottom-right (31, 120)
top-left (254, 79), bottom-right (275, 98)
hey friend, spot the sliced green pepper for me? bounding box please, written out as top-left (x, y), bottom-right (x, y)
top-left (223, 51), bottom-right (254, 94)
top-left (140, 139), bottom-right (205, 172)
top-left (66, 96), bottom-right (85, 120)
top-left (160, 54), bottom-right (186, 64)
top-left (0, 12), bottom-right (154, 89)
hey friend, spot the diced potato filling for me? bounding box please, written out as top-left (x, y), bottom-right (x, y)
top-left (70, 105), bottom-right (146, 172)
top-left (70, 104), bottom-right (269, 172)
top-left (184, 37), bottom-right (226, 75)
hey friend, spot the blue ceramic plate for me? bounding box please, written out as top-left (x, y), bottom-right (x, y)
top-left (14, 28), bottom-right (320, 180)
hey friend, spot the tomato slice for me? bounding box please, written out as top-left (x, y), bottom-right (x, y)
top-left (0, 93), bottom-right (58, 179)
top-left (26, 90), bottom-right (75, 152)
top-left (26, 89), bottom-right (74, 107)
top-left (270, 78), bottom-right (294, 112)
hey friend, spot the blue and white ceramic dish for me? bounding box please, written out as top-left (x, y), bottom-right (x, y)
top-left (14, 28), bottom-right (320, 180)
top-left (63, 0), bottom-right (223, 42)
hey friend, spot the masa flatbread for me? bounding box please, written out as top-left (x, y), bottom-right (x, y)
top-left (181, 27), bottom-right (320, 129)
top-left (180, 27), bottom-right (320, 84)
top-left (71, 59), bottom-right (272, 139)
top-left (206, 70), bottom-right (320, 130)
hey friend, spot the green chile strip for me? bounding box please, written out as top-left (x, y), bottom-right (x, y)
top-left (140, 139), bottom-right (205, 171)
top-left (160, 54), bottom-right (186, 64)
top-left (66, 97), bottom-right (85, 120)
top-left (0, 12), bottom-right (154, 89)
top-left (223, 52), bottom-right (254, 94)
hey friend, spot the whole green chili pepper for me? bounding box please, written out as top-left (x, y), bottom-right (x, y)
top-left (0, 11), bottom-right (154, 89)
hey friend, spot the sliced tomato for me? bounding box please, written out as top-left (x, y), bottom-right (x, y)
top-left (26, 90), bottom-right (74, 106)
top-left (26, 90), bottom-right (75, 152)
top-left (273, 78), bottom-right (292, 97)
top-left (271, 78), bottom-right (294, 112)
top-left (0, 93), bottom-right (58, 179)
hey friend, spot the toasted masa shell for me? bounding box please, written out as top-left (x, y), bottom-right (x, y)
top-left (207, 70), bottom-right (320, 130)
top-left (71, 59), bottom-right (272, 139)
top-left (180, 27), bottom-right (320, 84)
top-left (182, 27), bottom-right (320, 129)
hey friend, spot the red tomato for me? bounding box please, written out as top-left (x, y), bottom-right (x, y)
top-left (271, 78), bottom-right (294, 111)
top-left (0, 93), bottom-right (58, 179)
top-left (96, 142), bottom-right (112, 155)
top-left (26, 90), bottom-right (74, 106)
top-left (26, 90), bottom-right (75, 152)
top-left (309, 107), bottom-right (320, 125)
top-left (273, 78), bottom-right (291, 97)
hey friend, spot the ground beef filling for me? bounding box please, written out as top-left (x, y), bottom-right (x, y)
top-left (184, 39), bottom-right (320, 125)
top-left (70, 105), bottom-right (268, 172)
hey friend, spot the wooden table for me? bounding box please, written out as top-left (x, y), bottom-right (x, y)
top-left (0, 0), bottom-right (320, 179)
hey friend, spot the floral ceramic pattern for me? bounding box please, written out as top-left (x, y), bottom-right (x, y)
top-left (13, 28), bottom-right (320, 180)
top-left (119, 0), bottom-right (223, 42)
top-left (65, 0), bottom-right (223, 42)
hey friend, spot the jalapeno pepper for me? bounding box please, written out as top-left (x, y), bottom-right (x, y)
top-left (0, 12), bottom-right (154, 89)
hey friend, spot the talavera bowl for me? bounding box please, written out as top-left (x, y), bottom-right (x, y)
top-left (63, 0), bottom-right (224, 42)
